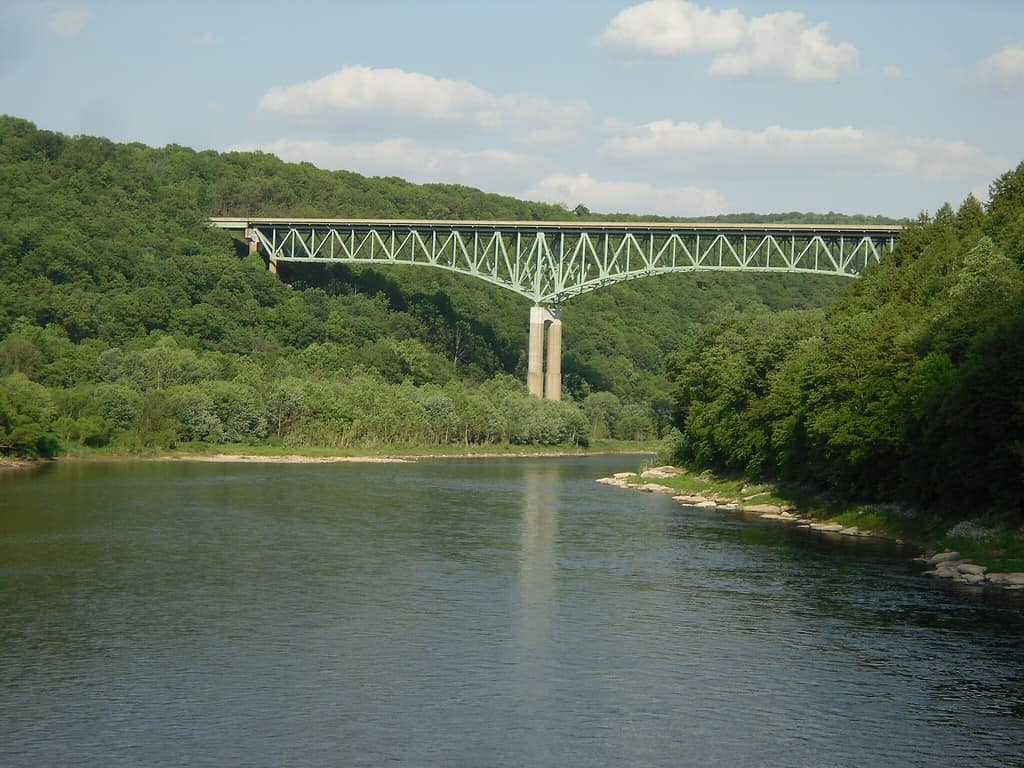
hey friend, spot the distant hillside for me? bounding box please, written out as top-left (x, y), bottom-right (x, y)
top-left (0, 115), bottom-right (868, 456)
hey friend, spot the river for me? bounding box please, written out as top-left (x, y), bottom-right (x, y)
top-left (1, 455), bottom-right (1022, 767)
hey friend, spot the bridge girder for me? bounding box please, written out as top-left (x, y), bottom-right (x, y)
top-left (213, 219), bottom-right (901, 305)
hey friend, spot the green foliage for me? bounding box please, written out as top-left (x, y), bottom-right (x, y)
top-left (986, 162), bottom-right (1024, 265)
top-left (0, 374), bottom-right (59, 457)
top-left (665, 182), bottom-right (1024, 525)
top-left (0, 115), bottom-right (870, 456)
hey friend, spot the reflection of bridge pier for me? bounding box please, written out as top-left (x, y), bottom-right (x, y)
top-left (527, 306), bottom-right (562, 401)
top-left (514, 461), bottom-right (560, 718)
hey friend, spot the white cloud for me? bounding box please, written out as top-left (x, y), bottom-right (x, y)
top-left (523, 173), bottom-right (725, 216)
top-left (47, 7), bottom-right (94, 39)
top-left (596, 0), bottom-right (858, 81)
top-left (597, 0), bottom-right (746, 56)
top-left (603, 118), bottom-right (1002, 182)
top-left (195, 31), bottom-right (220, 49)
top-left (977, 45), bottom-right (1024, 90)
top-left (227, 137), bottom-right (543, 187)
top-left (882, 64), bottom-right (905, 79)
top-left (258, 66), bottom-right (589, 146)
top-left (260, 67), bottom-right (492, 123)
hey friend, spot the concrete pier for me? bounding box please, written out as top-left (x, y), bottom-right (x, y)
top-left (544, 317), bottom-right (561, 401)
top-left (527, 306), bottom-right (546, 398)
top-left (526, 306), bottom-right (562, 401)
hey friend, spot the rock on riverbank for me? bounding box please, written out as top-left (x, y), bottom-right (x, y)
top-left (598, 467), bottom-right (875, 538)
top-left (917, 551), bottom-right (1024, 590)
top-left (598, 467), bottom-right (1024, 592)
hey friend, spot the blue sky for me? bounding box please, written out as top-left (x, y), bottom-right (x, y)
top-left (2, 0), bottom-right (1023, 217)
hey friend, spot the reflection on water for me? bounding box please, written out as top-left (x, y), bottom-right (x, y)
top-left (0, 456), bottom-right (1022, 767)
top-left (515, 462), bottom-right (560, 694)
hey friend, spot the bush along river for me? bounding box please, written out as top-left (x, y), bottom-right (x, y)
top-left (1, 455), bottom-right (1022, 767)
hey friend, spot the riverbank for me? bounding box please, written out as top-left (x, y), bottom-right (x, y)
top-left (0, 439), bottom-right (659, 471)
top-left (599, 464), bottom-right (1024, 593)
top-left (0, 457), bottom-right (38, 472)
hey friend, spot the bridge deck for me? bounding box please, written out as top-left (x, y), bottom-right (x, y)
top-left (211, 216), bottom-right (902, 236)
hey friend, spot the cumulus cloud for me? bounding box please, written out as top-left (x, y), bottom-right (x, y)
top-left (977, 45), bottom-right (1024, 90)
top-left (194, 31), bottom-right (220, 49)
top-left (48, 7), bottom-right (94, 39)
top-left (596, 0), bottom-right (858, 81)
top-left (603, 119), bottom-right (1002, 182)
top-left (258, 66), bottom-right (589, 146)
top-left (882, 64), bottom-right (905, 79)
top-left (524, 173), bottom-right (725, 217)
top-left (227, 137), bottom-right (543, 187)
top-left (260, 67), bottom-right (492, 123)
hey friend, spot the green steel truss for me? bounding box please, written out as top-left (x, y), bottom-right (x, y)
top-left (212, 218), bottom-right (901, 304)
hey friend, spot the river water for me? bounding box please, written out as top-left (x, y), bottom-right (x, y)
top-left (1, 455), bottom-right (1022, 767)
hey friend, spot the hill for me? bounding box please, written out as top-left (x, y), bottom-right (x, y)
top-left (0, 115), bottom-right (858, 455)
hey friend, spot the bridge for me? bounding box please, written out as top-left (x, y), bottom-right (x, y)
top-left (211, 217), bottom-right (902, 400)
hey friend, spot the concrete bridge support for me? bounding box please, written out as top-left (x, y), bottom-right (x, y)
top-left (545, 316), bottom-right (561, 401)
top-left (527, 306), bottom-right (562, 401)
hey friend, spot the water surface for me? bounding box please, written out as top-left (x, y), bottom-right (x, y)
top-left (1, 456), bottom-right (1022, 766)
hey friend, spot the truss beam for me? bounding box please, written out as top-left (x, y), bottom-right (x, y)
top-left (215, 219), bottom-right (901, 305)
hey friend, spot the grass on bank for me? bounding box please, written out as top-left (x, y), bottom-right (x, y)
top-left (629, 462), bottom-right (1024, 573)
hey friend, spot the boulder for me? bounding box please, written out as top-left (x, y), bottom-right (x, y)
top-left (640, 466), bottom-right (682, 479)
top-left (744, 503), bottom-right (782, 514)
top-left (955, 573), bottom-right (986, 585)
top-left (956, 563), bottom-right (987, 576)
top-left (636, 483), bottom-right (677, 494)
top-left (613, 472), bottom-right (634, 479)
top-left (987, 572), bottom-right (1024, 587)
top-left (673, 494), bottom-right (710, 505)
top-left (840, 527), bottom-right (860, 536)
top-left (809, 523), bottom-right (845, 532)
top-left (695, 500), bottom-right (718, 508)
top-left (927, 551), bottom-right (961, 565)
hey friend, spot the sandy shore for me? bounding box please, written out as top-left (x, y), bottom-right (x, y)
top-left (160, 453), bottom-right (410, 464)
top-left (0, 457), bottom-right (39, 472)
top-left (3, 447), bottom-right (649, 470)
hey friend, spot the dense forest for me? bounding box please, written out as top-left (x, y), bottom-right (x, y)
top-left (2, 115), bottom-right (1021, 527)
top-left (0, 115), bottom-right (851, 456)
top-left (664, 167), bottom-right (1024, 525)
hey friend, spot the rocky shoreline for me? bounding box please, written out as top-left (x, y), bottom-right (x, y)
top-left (599, 466), bottom-right (1024, 593)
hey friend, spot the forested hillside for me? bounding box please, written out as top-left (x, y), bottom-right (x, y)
top-left (665, 164), bottom-right (1024, 524)
top-left (0, 116), bottom-right (856, 456)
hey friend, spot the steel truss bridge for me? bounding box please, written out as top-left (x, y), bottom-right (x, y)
top-left (211, 218), bottom-right (901, 306)
top-left (211, 217), bottom-right (902, 400)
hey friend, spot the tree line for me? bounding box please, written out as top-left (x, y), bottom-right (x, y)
top-left (664, 165), bottom-right (1024, 525)
top-left (0, 114), bottom-right (919, 464)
